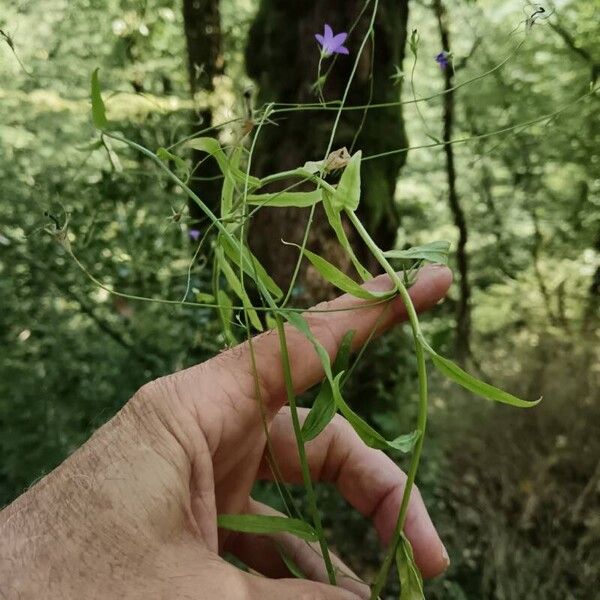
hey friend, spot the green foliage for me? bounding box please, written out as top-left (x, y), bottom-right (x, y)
top-left (396, 534), bottom-right (425, 600)
top-left (383, 241), bottom-right (451, 265)
top-left (217, 513), bottom-right (318, 541)
top-left (1, 1), bottom-right (599, 599)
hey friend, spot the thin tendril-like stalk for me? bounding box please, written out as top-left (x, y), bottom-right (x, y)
top-left (281, 0), bottom-right (380, 308)
top-left (346, 210), bottom-right (428, 599)
top-left (274, 314), bottom-right (337, 585)
top-left (267, 36), bottom-right (527, 115)
top-left (105, 129), bottom-right (339, 581)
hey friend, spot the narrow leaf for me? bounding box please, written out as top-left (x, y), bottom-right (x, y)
top-left (275, 543), bottom-right (307, 579)
top-left (323, 192), bottom-right (372, 282)
top-left (331, 150), bottom-right (362, 212)
top-left (246, 189), bottom-right (323, 208)
top-left (217, 514), bottom-right (318, 542)
top-left (384, 240), bottom-right (451, 265)
top-left (302, 330), bottom-right (355, 442)
top-left (388, 430), bottom-right (421, 453)
top-left (289, 244), bottom-right (393, 300)
top-left (285, 312), bottom-right (416, 452)
top-left (217, 250), bottom-right (263, 332)
top-left (157, 147), bottom-right (189, 181)
top-left (420, 336), bottom-right (541, 408)
top-left (396, 534), bottom-right (425, 600)
top-left (220, 235), bottom-right (283, 300)
top-left (185, 137), bottom-right (260, 187)
top-left (216, 289), bottom-right (236, 345)
top-left (90, 68), bottom-right (107, 129)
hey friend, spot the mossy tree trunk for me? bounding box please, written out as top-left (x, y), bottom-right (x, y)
top-left (245, 0), bottom-right (409, 299)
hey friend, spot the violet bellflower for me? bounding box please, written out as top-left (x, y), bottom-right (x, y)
top-left (435, 51), bottom-right (451, 70)
top-left (315, 24), bottom-right (349, 57)
top-left (188, 228), bottom-right (201, 242)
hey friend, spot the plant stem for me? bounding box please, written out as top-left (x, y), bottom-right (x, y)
top-left (274, 314), bottom-right (337, 585)
top-left (346, 210), bottom-right (429, 599)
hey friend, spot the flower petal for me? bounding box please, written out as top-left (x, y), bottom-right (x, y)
top-left (334, 45), bottom-right (350, 55)
top-left (324, 23), bottom-right (333, 41)
top-left (315, 33), bottom-right (325, 45)
top-left (330, 32), bottom-right (348, 48)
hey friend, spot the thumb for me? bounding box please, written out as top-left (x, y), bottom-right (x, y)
top-left (247, 572), bottom-right (364, 600)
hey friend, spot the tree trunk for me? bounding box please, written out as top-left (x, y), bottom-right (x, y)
top-left (182, 0), bottom-right (223, 217)
top-left (434, 0), bottom-right (472, 362)
top-left (245, 0), bottom-right (409, 299)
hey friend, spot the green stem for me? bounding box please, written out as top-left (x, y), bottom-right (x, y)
top-left (275, 315), bottom-right (337, 585)
top-left (346, 210), bottom-right (428, 599)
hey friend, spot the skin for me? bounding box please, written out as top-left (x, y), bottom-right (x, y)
top-left (0, 265), bottom-right (452, 600)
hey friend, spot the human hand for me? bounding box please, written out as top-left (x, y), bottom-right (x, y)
top-left (1, 265), bottom-right (452, 599)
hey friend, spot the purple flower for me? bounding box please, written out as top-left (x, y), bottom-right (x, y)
top-left (188, 228), bottom-right (201, 242)
top-left (315, 24), bottom-right (349, 57)
top-left (435, 51), bottom-right (451, 70)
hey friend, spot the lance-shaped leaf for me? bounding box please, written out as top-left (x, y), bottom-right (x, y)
top-left (185, 137), bottom-right (260, 187)
top-left (245, 189), bottom-right (323, 208)
top-left (90, 68), bottom-right (107, 129)
top-left (216, 289), bottom-right (236, 345)
top-left (323, 191), bottom-right (372, 282)
top-left (302, 330), bottom-right (355, 442)
top-left (217, 514), bottom-right (318, 542)
top-left (396, 534), bottom-right (425, 600)
top-left (216, 250), bottom-right (263, 332)
top-left (275, 543), bottom-right (306, 579)
top-left (284, 312), bottom-right (419, 453)
top-left (331, 150), bottom-right (362, 212)
top-left (419, 335), bottom-right (541, 408)
top-left (156, 147), bottom-right (189, 181)
top-left (286, 243), bottom-right (394, 300)
top-left (384, 240), bottom-right (451, 265)
top-left (332, 373), bottom-right (420, 453)
top-left (220, 235), bottom-right (283, 300)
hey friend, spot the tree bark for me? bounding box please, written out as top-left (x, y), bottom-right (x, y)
top-left (434, 0), bottom-right (472, 361)
top-left (182, 0), bottom-right (224, 216)
top-left (245, 0), bottom-right (409, 299)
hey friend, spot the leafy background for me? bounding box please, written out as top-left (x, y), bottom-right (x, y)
top-left (1, 0), bottom-right (599, 598)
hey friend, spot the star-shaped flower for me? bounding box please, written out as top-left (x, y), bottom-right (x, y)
top-left (315, 24), bottom-right (349, 57)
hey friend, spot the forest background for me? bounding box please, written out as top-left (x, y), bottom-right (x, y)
top-left (1, 0), bottom-right (598, 598)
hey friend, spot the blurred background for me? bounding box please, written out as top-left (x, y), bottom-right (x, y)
top-left (1, 0), bottom-right (598, 597)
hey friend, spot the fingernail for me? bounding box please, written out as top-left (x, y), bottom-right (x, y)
top-left (441, 543), bottom-right (450, 569)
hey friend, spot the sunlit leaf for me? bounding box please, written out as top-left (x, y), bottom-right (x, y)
top-left (185, 137), bottom-right (260, 187)
top-left (396, 534), bottom-right (425, 600)
top-left (289, 244), bottom-right (393, 300)
top-left (302, 330), bottom-right (355, 442)
top-left (90, 68), bottom-right (107, 129)
top-left (331, 150), bottom-right (362, 212)
top-left (419, 336), bottom-right (541, 408)
top-left (323, 192), bottom-right (372, 282)
top-left (245, 189), bottom-right (323, 208)
top-left (384, 241), bottom-right (451, 265)
top-left (217, 514), bottom-right (318, 542)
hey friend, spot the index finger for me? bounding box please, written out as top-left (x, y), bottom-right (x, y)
top-left (210, 264), bottom-right (452, 412)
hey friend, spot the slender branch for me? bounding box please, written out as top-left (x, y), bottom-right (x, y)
top-left (275, 315), bottom-right (337, 584)
top-left (345, 211), bottom-right (428, 599)
top-left (434, 0), bottom-right (472, 362)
